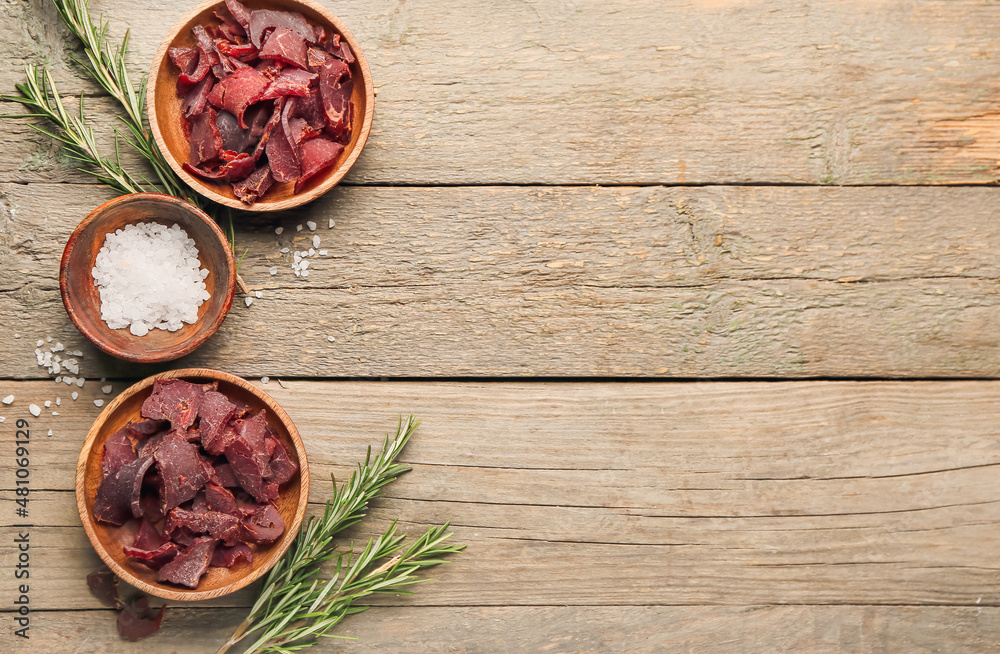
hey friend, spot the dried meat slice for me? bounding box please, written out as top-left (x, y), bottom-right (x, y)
top-left (123, 541), bottom-right (179, 569)
top-left (287, 116), bottom-right (322, 146)
top-left (225, 412), bottom-right (276, 502)
top-left (94, 455), bottom-right (155, 526)
top-left (217, 40), bottom-right (259, 61)
top-left (205, 482), bottom-right (240, 515)
top-left (331, 39), bottom-right (355, 64)
top-left (133, 517), bottom-right (167, 551)
top-left (318, 58), bottom-right (352, 140)
top-left (102, 427), bottom-right (137, 478)
top-left (265, 99), bottom-right (301, 182)
top-left (167, 508), bottom-right (241, 543)
top-left (211, 542), bottom-right (253, 567)
top-left (127, 419), bottom-right (169, 440)
top-left (258, 68), bottom-right (317, 101)
top-left (248, 9), bottom-right (317, 48)
top-left (233, 165), bottom-right (274, 205)
top-left (116, 596), bottom-right (165, 640)
top-left (188, 107), bottom-right (223, 167)
top-left (183, 152), bottom-right (257, 182)
top-left (293, 136), bottom-right (344, 194)
top-left (199, 390), bottom-right (239, 455)
top-left (266, 437), bottom-right (299, 485)
top-left (239, 502), bottom-right (285, 543)
top-left (180, 25), bottom-right (220, 85)
top-left (225, 0), bottom-right (252, 31)
top-left (211, 461), bottom-right (241, 488)
top-left (206, 66), bottom-right (270, 129)
top-left (87, 567), bottom-right (120, 609)
top-left (168, 46), bottom-right (199, 77)
top-left (154, 431), bottom-right (212, 510)
top-left (157, 537), bottom-right (218, 588)
top-left (141, 379), bottom-right (215, 429)
top-left (258, 27), bottom-right (309, 70)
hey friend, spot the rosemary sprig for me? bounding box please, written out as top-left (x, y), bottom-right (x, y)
top-left (218, 416), bottom-right (464, 654)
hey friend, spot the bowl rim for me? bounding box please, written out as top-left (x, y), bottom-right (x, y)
top-left (75, 367), bottom-right (311, 601)
top-left (147, 0), bottom-right (375, 212)
top-left (59, 192), bottom-right (237, 364)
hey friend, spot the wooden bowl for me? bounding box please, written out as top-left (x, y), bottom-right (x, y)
top-left (148, 0), bottom-right (375, 211)
top-left (75, 368), bottom-right (310, 601)
top-left (60, 193), bottom-right (236, 364)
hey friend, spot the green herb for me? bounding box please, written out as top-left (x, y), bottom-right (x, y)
top-left (217, 416), bottom-right (464, 654)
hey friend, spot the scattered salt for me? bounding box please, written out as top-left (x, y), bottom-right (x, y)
top-left (245, 296), bottom-right (254, 307)
top-left (72, 392), bottom-right (79, 400)
top-left (327, 336), bottom-right (335, 342)
top-left (47, 430), bottom-right (52, 436)
top-left (269, 267), bottom-right (278, 276)
top-left (255, 291), bottom-right (262, 299)
top-left (308, 248), bottom-right (315, 256)
top-left (55, 377), bottom-right (62, 383)
top-left (94, 399), bottom-right (104, 407)
top-left (302, 270), bottom-right (309, 277)
top-left (275, 226), bottom-right (284, 235)
top-left (0, 417), bottom-right (5, 423)
top-left (28, 404), bottom-right (40, 417)
top-left (328, 219), bottom-right (334, 229)
top-left (56, 397), bottom-right (61, 406)
top-left (46, 336), bottom-right (52, 342)
top-left (51, 412), bottom-right (58, 416)
top-left (13, 334), bottom-right (19, 339)
top-left (306, 220), bottom-right (317, 231)
top-left (281, 247), bottom-right (290, 254)
top-left (77, 378), bottom-right (85, 388)
top-left (318, 250), bottom-right (328, 256)
top-left (44, 400), bottom-right (51, 408)
top-left (36, 340), bottom-right (43, 347)
top-left (312, 235), bottom-right (320, 248)
top-left (296, 224), bottom-right (303, 232)
top-left (92, 222), bottom-right (211, 336)
top-left (52, 342), bottom-right (64, 352)
top-left (261, 376), bottom-right (270, 384)
top-left (2, 395), bottom-right (12, 405)
top-left (102, 385), bottom-right (113, 394)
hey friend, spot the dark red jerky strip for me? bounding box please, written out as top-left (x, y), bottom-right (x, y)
top-left (199, 390), bottom-right (239, 455)
top-left (291, 86), bottom-right (326, 130)
top-left (157, 537), bottom-right (218, 589)
top-left (168, 46), bottom-right (199, 77)
top-left (127, 419), bottom-right (169, 440)
top-left (259, 68), bottom-right (317, 101)
top-left (225, 0), bottom-right (252, 31)
top-left (233, 165), bottom-right (274, 205)
top-left (167, 508), bottom-right (241, 543)
top-left (318, 58), bottom-right (352, 139)
top-left (214, 9), bottom-right (246, 37)
top-left (251, 97), bottom-right (285, 162)
top-left (211, 462), bottom-right (241, 488)
top-left (184, 152), bottom-right (257, 182)
top-left (212, 542), bottom-right (253, 568)
top-left (266, 437), bottom-right (299, 485)
top-left (154, 431), bottom-right (212, 511)
top-left (331, 40), bottom-right (355, 64)
top-left (206, 66), bottom-right (270, 129)
top-left (133, 517), bottom-right (167, 551)
top-left (217, 40), bottom-right (259, 61)
top-left (287, 117), bottom-right (322, 146)
top-left (87, 567), bottom-right (120, 609)
top-left (137, 430), bottom-right (167, 458)
top-left (94, 455), bottom-right (155, 526)
top-left (141, 379), bottom-right (215, 429)
top-left (240, 502), bottom-right (285, 543)
top-left (205, 482), bottom-right (240, 515)
top-left (294, 136), bottom-right (344, 194)
top-left (258, 27), bottom-right (309, 70)
top-left (307, 46), bottom-right (330, 71)
top-left (180, 25), bottom-right (220, 85)
top-left (117, 596), bottom-right (166, 641)
top-left (248, 9), bottom-right (317, 48)
top-left (102, 427), bottom-right (136, 478)
top-left (188, 108), bottom-right (223, 166)
top-left (266, 99), bottom-right (301, 182)
top-left (225, 412), bottom-right (276, 502)
top-left (123, 541), bottom-right (179, 569)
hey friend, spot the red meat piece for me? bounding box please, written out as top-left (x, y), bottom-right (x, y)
top-left (307, 46), bottom-right (330, 71)
top-left (259, 27), bottom-right (308, 70)
top-left (217, 40), bottom-right (259, 61)
top-left (167, 507), bottom-right (241, 543)
top-left (224, 411), bottom-right (275, 502)
top-left (318, 58), bottom-right (352, 139)
top-left (259, 68), bottom-right (317, 101)
top-left (199, 390), bottom-right (239, 455)
top-left (287, 117), bottom-right (322, 146)
top-left (188, 107), bottom-right (223, 166)
top-left (137, 430), bottom-right (167, 458)
top-left (233, 165), bottom-right (274, 205)
top-left (248, 9), bottom-right (317, 48)
top-left (102, 427), bottom-right (136, 478)
top-left (157, 537), bottom-right (218, 589)
top-left (184, 152), bottom-right (257, 182)
top-left (265, 99), bottom-right (300, 182)
top-left (294, 136), bottom-right (344, 193)
top-left (117, 596), bottom-right (165, 641)
top-left (133, 517), bottom-right (167, 551)
top-left (179, 25), bottom-right (219, 85)
top-left (94, 455), bottom-right (155, 526)
top-left (127, 419), bottom-right (169, 440)
top-left (123, 541), bottom-right (179, 569)
top-left (87, 567), bottom-right (120, 608)
top-left (331, 40), bottom-right (355, 64)
top-left (154, 431), bottom-right (212, 510)
top-left (211, 462), bottom-right (241, 488)
top-left (225, 0), bottom-right (252, 31)
top-left (141, 379), bottom-right (215, 429)
top-left (168, 46), bottom-right (199, 77)
top-left (205, 482), bottom-right (240, 515)
top-left (291, 86), bottom-right (326, 130)
top-left (266, 437), bottom-right (299, 485)
top-left (207, 66), bottom-right (269, 129)
top-left (212, 542), bottom-right (253, 568)
top-left (240, 502), bottom-right (285, 543)
top-left (214, 9), bottom-right (246, 37)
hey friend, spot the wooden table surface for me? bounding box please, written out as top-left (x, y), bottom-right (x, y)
top-left (2, 0), bottom-right (1000, 652)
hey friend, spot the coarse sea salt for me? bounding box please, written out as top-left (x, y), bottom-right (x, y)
top-left (92, 222), bottom-right (211, 336)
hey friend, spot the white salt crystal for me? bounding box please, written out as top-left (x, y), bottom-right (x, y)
top-left (36, 339), bottom-right (43, 347)
top-left (56, 397), bottom-right (61, 405)
top-left (2, 395), bottom-right (12, 404)
top-left (46, 336), bottom-right (52, 342)
top-left (102, 385), bottom-right (113, 394)
top-left (308, 248), bottom-right (315, 256)
top-left (275, 226), bottom-right (284, 235)
top-left (52, 342), bottom-right (64, 352)
top-left (70, 350), bottom-right (83, 357)
top-left (269, 267), bottom-right (278, 276)
top-left (72, 392), bottom-right (79, 400)
top-left (301, 270), bottom-right (309, 277)
top-left (13, 334), bottom-right (19, 339)
top-left (306, 220), bottom-right (317, 231)
top-left (43, 401), bottom-right (51, 408)
top-left (77, 378), bottom-right (85, 388)
top-left (261, 376), bottom-right (270, 384)
top-left (301, 260), bottom-right (310, 270)
top-left (245, 296), bottom-right (254, 307)
top-left (328, 219), bottom-right (334, 229)
top-left (296, 224), bottom-right (303, 232)
top-left (55, 377), bottom-right (62, 383)
top-left (0, 417), bottom-right (5, 422)
top-left (29, 404), bottom-right (40, 417)
top-left (93, 222), bottom-right (210, 336)
top-left (101, 378), bottom-right (106, 383)
top-left (94, 399), bottom-right (104, 407)
top-left (281, 247), bottom-right (289, 253)
top-left (312, 235), bottom-right (320, 248)
top-left (47, 430), bottom-right (52, 436)
top-left (327, 336), bottom-right (335, 342)
top-left (255, 291), bottom-right (262, 299)
top-left (318, 250), bottom-right (328, 256)
top-left (51, 412), bottom-right (58, 416)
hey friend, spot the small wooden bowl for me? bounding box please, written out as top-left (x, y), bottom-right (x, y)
top-left (148, 0), bottom-right (375, 211)
top-left (60, 193), bottom-right (236, 364)
top-left (76, 368), bottom-right (310, 601)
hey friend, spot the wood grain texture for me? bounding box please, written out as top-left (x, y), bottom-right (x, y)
top-left (3, 380), bottom-right (999, 610)
top-left (11, 606), bottom-right (1000, 653)
top-left (2, 183), bottom-right (998, 379)
top-left (4, 0), bottom-right (1000, 185)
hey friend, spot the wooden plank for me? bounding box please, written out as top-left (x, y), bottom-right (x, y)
top-left (2, 381), bottom-right (999, 609)
top-left (12, 606), bottom-right (1000, 653)
top-left (4, 0), bottom-right (1000, 185)
top-left (2, 183), bottom-right (998, 378)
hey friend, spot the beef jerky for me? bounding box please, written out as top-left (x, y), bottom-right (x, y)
top-left (117, 596), bottom-right (165, 641)
top-left (141, 379), bottom-right (215, 429)
top-left (157, 537), bottom-right (218, 588)
top-left (318, 58), bottom-right (352, 139)
top-left (266, 437), bottom-right (299, 485)
top-left (248, 9), bottom-right (317, 48)
top-left (258, 27), bottom-right (309, 70)
top-left (86, 566), bottom-right (121, 609)
top-left (211, 542), bottom-right (253, 567)
top-left (154, 431), bottom-right (212, 510)
top-left (294, 136), bottom-right (344, 193)
top-left (205, 481), bottom-right (240, 515)
top-left (126, 419), bottom-right (169, 440)
top-left (239, 502), bottom-right (285, 543)
top-left (258, 68), bottom-right (317, 101)
top-left (199, 390), bottom-right (239, 455)
top-left (102, 427), bottom-right (136, 478)
top-left (207, 66), bottom-right (270, 129)
top-left (94, 455), bottom-right (154, 526)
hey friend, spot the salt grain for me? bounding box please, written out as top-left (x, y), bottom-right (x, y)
top-left (47, 430), bottom-right (52, 436)
top-left (72, 392), bottom-right (79, 400)
top-left (255, 291), bottom-right (262, 299)
top-left (269, 267), bottom-right (278, 276)
top-left (245, 296), bottom-right (254, 307)
top-left (0, 417), bottom-right (5, 423)
top-left (102, 385), bottom-right (113, 394)
top-left (36, 340), bottom-right (43, 347)
top-left (312, 235), bottom-right (320, 248)
top-left (261, 376), bottom-right (269, 384)
top-left (275, 226), bottom-right (284, 235)
top-left (13, 334), bottom-right (19, 339)
top-left (44, 400), bottom-right (51, 408)
top-left (306, 220), bottom-right (317, 231)
top-left (28, 404), bottom-right (40, 417)
top-left (328, 219), bottom-right (334, 229)
top-left (296, 224), bottom-right (303, 232)
top-left (51, 412), bottom-right (58, 416)
top-left (318, 250), bottom-right (328, 256)
top-left (327, 336), bottom-right (335, 342)
top-left (92, 222), bottom-right (211, 336)
top-left (77, 378), bottom-right (85, 388)
top-left (281, 247), bottom-right (290, 254)
top-left (56, 397), bottom-right (61, 406)
top-left (94, 399), bottom-right (104, 407)
top-left (2, 395), bottom-right (12, 405)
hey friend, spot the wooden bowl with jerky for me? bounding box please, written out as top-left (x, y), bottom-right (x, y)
top-left (148, 0), bottom-right (374, 211)
top-left (76, 368), bottom-right (310, 601)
